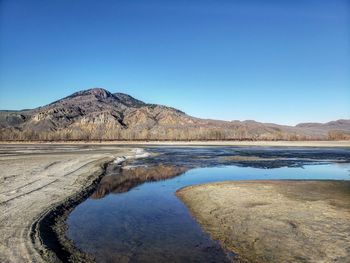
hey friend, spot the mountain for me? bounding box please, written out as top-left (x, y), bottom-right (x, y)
top-left (1, 88), bottom-right (349, 141)
top-left (296, 119), bottom-right (350, 130)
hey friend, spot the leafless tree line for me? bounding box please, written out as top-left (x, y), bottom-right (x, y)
top-left (0, 126), bottom-right (348, 141)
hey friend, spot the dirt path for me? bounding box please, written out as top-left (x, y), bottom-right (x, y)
top-left (177, 180), bottom-right (350, 263)
top-left (0, 145), bottom-right (134, 263)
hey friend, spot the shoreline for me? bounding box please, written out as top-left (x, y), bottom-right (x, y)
top-left (1, 140), bottom-right (350, 147)
top-left (0, 146), bottom-right (136, 263)
top-left (31, 161), bottom-right (110, 263)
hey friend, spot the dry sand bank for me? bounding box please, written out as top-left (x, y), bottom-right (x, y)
top-left (177, 180), bottom-right (350, 263)
top-left (1, 140), bottom-right (350, 147)
top-left (0, 145), bottom-right (135, 263)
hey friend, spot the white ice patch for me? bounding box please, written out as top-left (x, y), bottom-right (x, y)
top-left (132, 148), bottom-right (151, 159)
top-left (113, 148), bottom-right (150, 164)
top-left (113, 156), bottom-right (126, 164)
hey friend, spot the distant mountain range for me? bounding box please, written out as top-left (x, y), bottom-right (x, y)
top-left (1, 88), bottom-right (349, 141)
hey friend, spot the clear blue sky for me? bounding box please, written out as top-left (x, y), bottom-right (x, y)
top-left (0, 0), bottom-right (349, 125)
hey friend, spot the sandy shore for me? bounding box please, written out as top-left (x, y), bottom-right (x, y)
top-left (0, 145), bottom-right (135, 263)
top-left (177, 180), bottom-right (350, 263)
top-left (1, 140), bottom-right (350, 147)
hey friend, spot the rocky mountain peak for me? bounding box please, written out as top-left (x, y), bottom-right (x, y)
top-left (55, 88), bottom-right (147, 109)
top-left (68, 88), bottom-right (112, 100)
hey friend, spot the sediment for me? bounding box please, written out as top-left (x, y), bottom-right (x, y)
top-left (0, 145), bottom-right (135, 263)
top-left (177, 180), bottom-right (350, 263)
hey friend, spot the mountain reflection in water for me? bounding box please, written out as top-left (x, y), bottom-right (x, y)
top-left (91, 164), bottom-right (188, 199)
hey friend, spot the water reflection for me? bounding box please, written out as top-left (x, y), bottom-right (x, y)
top-left (91, 164), bottom-right (188, 199)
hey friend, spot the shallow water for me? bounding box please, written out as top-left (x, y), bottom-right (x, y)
top-left (66, 147), bottom-right (350, 262)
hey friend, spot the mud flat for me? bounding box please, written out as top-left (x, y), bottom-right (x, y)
top-left (177, 180), bottom-right (350, 263)
top-left (0, 145), bottom-right (135, 263)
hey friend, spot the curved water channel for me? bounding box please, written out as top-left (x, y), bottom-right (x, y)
top-left (66, 147), bottom-right (350, 262)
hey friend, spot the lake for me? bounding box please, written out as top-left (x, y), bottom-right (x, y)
top-left (66, 147), bottom-right (350, 262)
